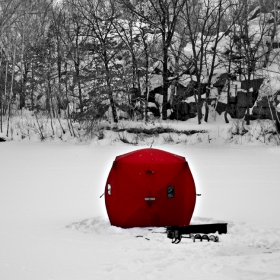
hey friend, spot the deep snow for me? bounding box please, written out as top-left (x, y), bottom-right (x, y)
top-left (1, 141), bottom-right (280, 280)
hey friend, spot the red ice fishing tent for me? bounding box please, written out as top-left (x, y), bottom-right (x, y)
top-left (105, 148), bottom-right (196, 228)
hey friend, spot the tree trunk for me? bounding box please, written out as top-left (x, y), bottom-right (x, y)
top-left (204, 89), bottom-right (209, 122)
top-left (161, 44), bottom-right (169, 120)
top-left (31, 62), bottom-right (35, 111)
top-left (74, 61), bottom-right (83, 114)
top-left (225, 58), bottom-right (232, 124)
top-left (104, 53), bottom-right (118, 123)
top-left (144, 48), bottom-right (149, 122)
top-left (197, 85), bottom-right (203, 124)
top-left (57, 33), bottom-right (62, 116)
top-left (20, 64), bottom-right (29, 110)
top-left (64, 62), bottom-right (75, 137)
top-left (0, 58), bottom-right (3, 133)
top-left (6, 48), bottom-right (16, 137)
top-left (246, 89), bottom-right (250, 125)
top-left (47, 80), bottom-right (55, 136)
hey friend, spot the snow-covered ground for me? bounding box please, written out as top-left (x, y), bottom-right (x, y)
top-left (1, 140), bottom-right (280, 279)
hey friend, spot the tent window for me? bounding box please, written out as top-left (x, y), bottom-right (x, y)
top-left (108, 184), bottom-right (112, 195)
top-left (167, 186), bottom-right (174, 198)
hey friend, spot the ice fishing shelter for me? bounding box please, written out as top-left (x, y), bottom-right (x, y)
top-left (105, 148), bottom-right (196, 228)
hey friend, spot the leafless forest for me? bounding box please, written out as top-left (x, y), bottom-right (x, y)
top-left (1, 0), bottom-right (280, 140)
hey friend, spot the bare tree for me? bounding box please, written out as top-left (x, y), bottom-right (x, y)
top-left (231, 0), bottom-right (274, 125)
top-left (112, 12), bottom-right (142, 93)
top-left (0, 0), bottom-right (22, 132)
top-left (59, 1), bottom-right (91, 116)
top-left (180, 0), bottom-right (242, 124)
top-left (14, 0), bottom-right (53, 110)
top-left (69, 0), bottom-right (127, 124)
top-left (120, 0), bottom-right (185, 120)
top-left (112, 5), bottom-right (159, 121)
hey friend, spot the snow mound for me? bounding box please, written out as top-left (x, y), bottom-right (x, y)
top-left (67, 216), bottom-right (280, 252)
top-left (226, 222), bottom-right (280, 251)
top-left (66, 216), bottom-right (126, 235)
top-left (66, 216), bottom-right (166, 237)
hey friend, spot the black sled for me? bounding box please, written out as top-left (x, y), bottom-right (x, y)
top-left (167, 223), bottom-right (227, 244)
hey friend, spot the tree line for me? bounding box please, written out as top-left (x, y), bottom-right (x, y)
top-left (0, 0), bottom-right (279, 134)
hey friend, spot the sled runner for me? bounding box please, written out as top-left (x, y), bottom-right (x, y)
top-left (167, 223), bottom-right (227, 244)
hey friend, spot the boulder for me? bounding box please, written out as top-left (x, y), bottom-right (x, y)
top-left (237, 91), bottom-right (253, 107)
top-left (236, 107), bottom-right (247, 118)
top-left (215, 102), bottom-right (227, 115)
top-left (256, 98), bottom-right (270, 108)
top-left (252, 106), bottom-right (280, 120)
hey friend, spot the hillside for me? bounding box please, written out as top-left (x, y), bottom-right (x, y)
top-left (2, 1), bottom-right (280, 134)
